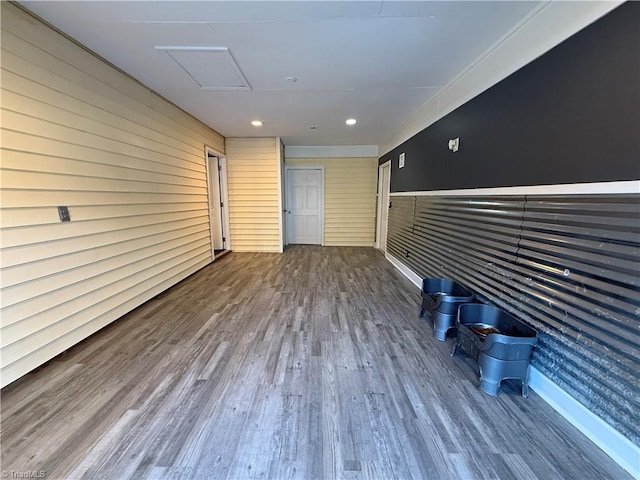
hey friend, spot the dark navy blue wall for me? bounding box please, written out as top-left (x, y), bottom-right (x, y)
top-left (380, 2), bottom-right (640, 192)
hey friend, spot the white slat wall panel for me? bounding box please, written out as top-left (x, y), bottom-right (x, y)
top-left (285, 158), bottom-right (377, 246)
top-left (225, 138), bottom-right (281, 252)
top-left (0, 3), bottom-right (225, 387)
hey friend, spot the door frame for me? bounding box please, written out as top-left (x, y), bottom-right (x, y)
top-left (205, 145), bottom-right (231, 259)
top-left (277, 138), bottom-right (285, 252)
top-left (376, 160), bottom-right (391, 251)
top-left (284, 165), bottom-right (325, 246)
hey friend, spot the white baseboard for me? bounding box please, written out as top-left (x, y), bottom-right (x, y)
top-left (385, 252), bottom-right (422, 289)
top-left (385, 252), bottom-right (639, 478)
top-left (528, 367), bottom-right (639, 478)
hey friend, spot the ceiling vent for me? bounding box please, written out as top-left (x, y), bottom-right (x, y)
top-left (155, 46), bottom-right (251, 90)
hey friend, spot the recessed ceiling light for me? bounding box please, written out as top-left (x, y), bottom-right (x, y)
top-left (251, 120), bottom-right (263, 127)
top-left (285, 76), bottom-right (298, 83)
top-left (345, 118), bottom-right (357, 126)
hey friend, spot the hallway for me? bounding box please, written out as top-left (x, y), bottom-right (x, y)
top-left (0, 247), bottom-right (628, 479)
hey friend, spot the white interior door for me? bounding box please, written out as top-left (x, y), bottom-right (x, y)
top-left (209, 156), bottom-right (223, 250)
top-left (286, 167), bottom-right (323, 245)
top-left (207, 151), bottom-right (230, 254)
top-left (376, 161), bottom-right (391, 252)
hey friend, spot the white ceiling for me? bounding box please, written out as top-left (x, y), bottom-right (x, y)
top-left (20, 1), bottom-right (542, 149)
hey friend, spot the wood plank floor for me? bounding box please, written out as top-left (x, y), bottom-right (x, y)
top-left (1, 246), bottom-right (631, 479)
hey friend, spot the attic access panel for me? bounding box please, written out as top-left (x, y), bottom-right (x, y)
top-left (155, 46), bottom-right (251, 90)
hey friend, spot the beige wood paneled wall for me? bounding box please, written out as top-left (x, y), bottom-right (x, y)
top-left (225, 138), bottom-right (282, 252)
top-left (0, 3), bottom-right (225, 387)
top-left (285, 157), bottom-right (377, 246)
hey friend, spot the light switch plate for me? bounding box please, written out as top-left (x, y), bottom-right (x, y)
top-left (399, 152), bottom-right (405, 168)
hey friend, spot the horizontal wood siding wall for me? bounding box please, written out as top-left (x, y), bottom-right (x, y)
top-left (225, 138), bottom-right (281, 252)
top-left (0, 3), bottom-right (225, 387)
top-left (286, 158), bottom-right (377, 246)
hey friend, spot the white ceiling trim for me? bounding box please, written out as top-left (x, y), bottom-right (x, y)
top-left (285, 145), bottom-right (378, 159)
top-left (379, 1), bottom-right (623, 156)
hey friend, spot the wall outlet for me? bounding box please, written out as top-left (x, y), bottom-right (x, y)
top-left (57, 206), bottom-right (71, 222)
top-left (399, 152), bottom-right (405, 168)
